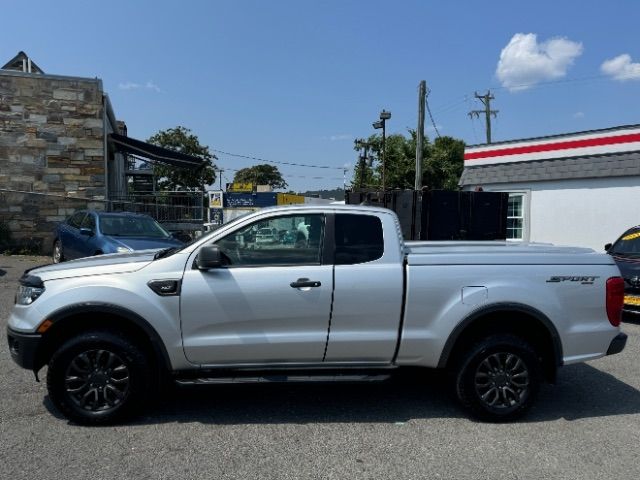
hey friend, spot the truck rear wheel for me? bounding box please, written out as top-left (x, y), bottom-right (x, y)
top-left (46, 330), bottom-right (151, 425)
top-left (453, 334), bottom-right (541, 422)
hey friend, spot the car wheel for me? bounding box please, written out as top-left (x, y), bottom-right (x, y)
top-left (52, 240), bottom-right (64, 263)
top-left (452, 334), bottom-right (541, 422)
top-left (46, 330), bottom-right (151, 425)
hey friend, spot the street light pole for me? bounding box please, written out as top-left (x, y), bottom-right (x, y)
top-left (373, 109), bottom-right (391, 192)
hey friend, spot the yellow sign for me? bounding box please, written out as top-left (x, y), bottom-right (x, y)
top-left (622, 232), bottom-right (640, 241)
top-left (226, 182), bottom-right (253, 192)
top-left (624, 295), bottom-right (640, 306)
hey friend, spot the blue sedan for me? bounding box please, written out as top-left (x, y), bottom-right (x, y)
top-left (52, 210), bottom-right (183, 263)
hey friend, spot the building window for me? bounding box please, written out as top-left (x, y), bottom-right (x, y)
top-left (507, 194), bottom-right (524, 240)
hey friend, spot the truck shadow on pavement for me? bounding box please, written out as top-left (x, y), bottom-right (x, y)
top-left (43, 363), bottom-right (640, 425)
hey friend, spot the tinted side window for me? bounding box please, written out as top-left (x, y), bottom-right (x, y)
top-left (335, 214), bottom-right (384, 265)
top-left (215, 214), bottom-right (325, 267)
top-left (67, 212), bottom-right (86, 228)
top-left (80, 213), bottom-right (96, 230)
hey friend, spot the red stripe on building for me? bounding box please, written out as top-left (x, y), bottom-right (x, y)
top-left (464, 133), bottom-right (640, 161)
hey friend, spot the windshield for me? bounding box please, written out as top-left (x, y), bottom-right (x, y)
top-left (611, 229), bottom-right (640, 257)
top-left (153, 212), bottom-right (255, 259)
top-left (99, 215), bottom-right (171, 238)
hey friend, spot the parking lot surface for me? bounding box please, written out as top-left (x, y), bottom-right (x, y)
top-left (2, 255), bottom-right (640, 480)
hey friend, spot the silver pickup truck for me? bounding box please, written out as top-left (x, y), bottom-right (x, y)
top-left (7, 205), bottom-right (627, 424)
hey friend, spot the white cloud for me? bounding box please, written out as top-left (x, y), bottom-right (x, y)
top-left (601, 54), bottom-right (640, 81)
top-left (329, 134), bottom-right (352, 141)
top-left (118, 80), bottom-right (162, 92)
top-left (145, 81), bottom-right (162, 92)
top-left (496, 33), bottom-right (583, 91)
top-left (118, 81), bottom-right (141, 90)
top-left (573, 111), bottom-right (585, 119)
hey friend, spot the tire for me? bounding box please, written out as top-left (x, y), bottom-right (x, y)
top-left (52, 239), bottom-right (64, 263)
top-left (452, 334), bottom-right (542, 422)
top-left (46, 331), bottom-right (151, 425)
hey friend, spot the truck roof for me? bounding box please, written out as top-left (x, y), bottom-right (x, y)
top-left (258, 204), bottom-right (395, 215)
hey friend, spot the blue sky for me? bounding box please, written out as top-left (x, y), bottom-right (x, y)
top-left (3, 0), bottom-right (640, 192)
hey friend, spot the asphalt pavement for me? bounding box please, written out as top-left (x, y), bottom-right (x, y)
top-left (1, 255), bottom-right (639, 480)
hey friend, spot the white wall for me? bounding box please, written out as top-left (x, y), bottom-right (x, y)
top-left (473, 176), bottom-right (640, 251)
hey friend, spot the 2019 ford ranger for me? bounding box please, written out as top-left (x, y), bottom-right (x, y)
top-left (7, 205), bottom-right (627, 424)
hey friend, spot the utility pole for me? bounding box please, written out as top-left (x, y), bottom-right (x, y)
top-left (218, 169), bottom-right (224, 190)
top-left (415, 80), bottom-right (426, 190)
top-left (468, 90), bottom-right (498, 144)
top-left (372, 110), bottom-right (391, 191)
top-left (355, 139), bottom-right (370, 190)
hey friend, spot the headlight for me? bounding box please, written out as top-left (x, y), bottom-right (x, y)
top-left (116, 246), bottom-right (133, 253)
top-left (15, 285), bottom-right (45, 305)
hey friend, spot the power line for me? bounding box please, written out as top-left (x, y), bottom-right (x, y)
top-left (489, 70), bottom-right (640, 93)
top-left (425, 88), bottom-right (441, 138)
top-left (212, 149), bottom-right (344, 170)
top-left (430, 71), bottom-right (640, 125)
top-left (432, 96), bottom-right (470, 115)
top-left (216, 166), bottom-right (344, 181)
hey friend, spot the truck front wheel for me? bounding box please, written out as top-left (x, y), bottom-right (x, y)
top-left (46, 330), bottom-right (151, 425)
top-left (453, 334), bottom-right (542, 422)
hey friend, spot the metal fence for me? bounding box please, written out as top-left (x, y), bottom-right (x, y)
top-left (110, 192), bottom-right (204, 223)
top-left (0, 188), bottom-right (204, 254)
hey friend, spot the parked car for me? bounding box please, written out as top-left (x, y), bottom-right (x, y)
top-left (606, 225), bottom-right (640, 319)
top-left (52, 210), bottom-right (183, 263)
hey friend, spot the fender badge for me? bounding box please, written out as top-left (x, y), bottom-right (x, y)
top-left (546, 276), bottom-right (599, 285)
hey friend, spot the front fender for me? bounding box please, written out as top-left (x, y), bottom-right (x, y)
top-left (10, 272), bottom-right (192, 371)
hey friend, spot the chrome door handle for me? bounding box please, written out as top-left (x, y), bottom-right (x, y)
top-left (290, 278), bottom-right (321, 288)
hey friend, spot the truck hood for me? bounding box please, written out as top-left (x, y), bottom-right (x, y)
top-left (104, 235), bottom-right (183, 250)
top-left (28, 250), bottom-right (158, 282)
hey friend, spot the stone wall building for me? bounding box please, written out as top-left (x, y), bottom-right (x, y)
top-left (0, 51), bottom-right (126, 253)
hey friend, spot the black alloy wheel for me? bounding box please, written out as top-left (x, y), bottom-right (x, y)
top-left (47, 331), bottom-right (151, 425)
top-left (453, 334), bottom-right (542, 422)
top-left (63, 349), bottom-right (130, 412)
top-left (473, 352), bottom-right (530, 409)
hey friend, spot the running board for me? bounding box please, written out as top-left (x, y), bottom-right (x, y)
top-left (175, 373), bottom-right (391, 386)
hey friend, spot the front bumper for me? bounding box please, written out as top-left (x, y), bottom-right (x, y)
top-left (6, 327), bottom-right (42, 370)
top-left (606, 332), bottom-right (628, 356)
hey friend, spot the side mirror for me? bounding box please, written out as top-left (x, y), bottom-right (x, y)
top-left (79, 227), bottom-right (94, 236)
top-left (197, 245), bottom-right (223, 270)
top-left (604, 243), bottom-right (612, 252)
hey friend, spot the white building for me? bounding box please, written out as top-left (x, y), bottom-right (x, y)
top-left (459, 124), bottom-right (640, 251)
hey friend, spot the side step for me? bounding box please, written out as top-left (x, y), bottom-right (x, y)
top-left (175, 373), bottom-right (391, 386)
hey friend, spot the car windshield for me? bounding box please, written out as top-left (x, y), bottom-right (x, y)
top-left (99, 215), bottom-right (170, 238)
top-left (611, 229), bottom-right (640, 257)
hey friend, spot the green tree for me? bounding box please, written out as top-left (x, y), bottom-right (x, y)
top-left (351, 131), bottom-right (464, 190)
top-left (233, 164), bottom-right (288, 189)
top-left (147, 126), bottom-right (217, 191)
top-left (426, 136), bottom-right (466, 190)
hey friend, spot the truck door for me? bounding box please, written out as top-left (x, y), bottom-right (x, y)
top-left (180, 213), bottom-right (333, 365)
top-left (323, 213), bottom-right (404, 363)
